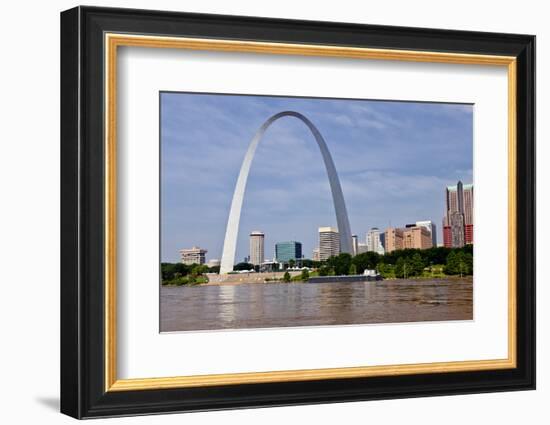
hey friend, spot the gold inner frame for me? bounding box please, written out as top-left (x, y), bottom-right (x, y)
top-left (104, 33), bottom-right (517, 392)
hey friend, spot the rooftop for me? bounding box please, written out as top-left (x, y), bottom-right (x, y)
top-left (180, 246), bottom-right (207, 253)
top-left (446, 182), bottom-right (473, 191)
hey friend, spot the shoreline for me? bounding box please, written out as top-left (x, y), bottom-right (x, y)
top-left (162, 275), bottom-right (473, 287)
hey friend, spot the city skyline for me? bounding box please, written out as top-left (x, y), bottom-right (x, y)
top-left (176, 213), bottom-right (447, 268)
top-left (161, 92), bottom-right (473, 263)
top-left (173, 193), bottom-right (471, 266)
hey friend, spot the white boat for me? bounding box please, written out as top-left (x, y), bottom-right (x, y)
top-left (363, 269), bottom-right (381, 279)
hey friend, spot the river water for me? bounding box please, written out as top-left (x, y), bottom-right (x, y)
top-left (160, 278), bottom-right (472, 332)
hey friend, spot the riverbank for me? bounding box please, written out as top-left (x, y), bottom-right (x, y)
top-left (199, 272), bottom-right (472, 286)
top-left (203, 271), bottom-right (302, 285)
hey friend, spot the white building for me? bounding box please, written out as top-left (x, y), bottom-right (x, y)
top-left (318, 227), bottom-right (340, 261)
top-left (366, 227), bottom-right (385, 255)
top-left (180, 246), bottom-right (208, 265)
top-left (249, 230), bottom-right (265, 266)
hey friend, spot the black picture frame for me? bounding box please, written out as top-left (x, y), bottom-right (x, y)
top-left (61, 5), bottom-right (535, 419)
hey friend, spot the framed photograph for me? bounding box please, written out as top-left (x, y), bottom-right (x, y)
top-left (60, 6), bottom-right (535, 419)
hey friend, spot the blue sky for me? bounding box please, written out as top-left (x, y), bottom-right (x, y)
top-left (160, 92), bottom-right (473, 263)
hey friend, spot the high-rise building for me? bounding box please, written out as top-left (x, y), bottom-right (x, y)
top-left (180, 246), bottom-right (208, 265)
top-left (312, 247), bottom-right (320, 262)
top-left (443, 181), bottom-right (473, 248)
top-left (403, 226), bottom-right (433, 250)
top-left (366, 227), bottom-right (385, 255)
top-left (249, 231), bottom-right (265, 266)
top-left (318, 227), bottom-right (340, 261)
top-left (351, 234), bottom-right (359, 256)
top-left (385, 227), bottom-right (404, 253)
top-left (416, 220), bottom-right (437, 247)
top-left (275, 241), bottom-right (303, 263)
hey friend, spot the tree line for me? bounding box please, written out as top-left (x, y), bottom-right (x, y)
top-left (161, 262), bottom-right (214, 285)
top-left (161, 245), bottom-right (473, 285)
top-left (318, 245), bottom-right (473, 278)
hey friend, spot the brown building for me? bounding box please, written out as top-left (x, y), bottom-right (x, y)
top-left (403, 226), bottom-right (433, 250)
top-left (384, 227), bottom-right (403, 253)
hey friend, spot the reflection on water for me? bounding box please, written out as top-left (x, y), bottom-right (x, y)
top-left (160, 278), bottom-right (473, 332)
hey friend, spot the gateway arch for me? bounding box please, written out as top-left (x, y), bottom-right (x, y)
top-left (219, 111), bottom-right (353, 274)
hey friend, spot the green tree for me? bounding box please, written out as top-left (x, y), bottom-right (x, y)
top-left (160, 263), bottom-right (176, 281)
top-left (395, 257), bottom-right (417, 279)
top-left (288, 259), bottom-right (296, 268)
top-left (312, 260), bottom-right (322, 269)
top-left (208, 265), bottom-right (220, 274)
top-left (300, 269), bottom-right (310, 281)
top-left (283, 271), bottom-right (291, 282)
top-left (445, 251), bottom-right (458, 275)
top-left (463, 253), bottom-right (473, 275)
top-left (174, 262), bottom-right (191, 276)
top-left (349, 263), bottom-right (357, 275)
top-left (444, 251), bottom-right (473, 276)
top-left (318, 265), bottom-right (333, 276)
top-left (192, 264), bottom-right (209, 275)
top-left (302, 259), bottom-right (319, 268)
top-left (456, 252), bottom-right (473, 276)
top-left (377, 262), bottom-right (395, 279)
top-left (395, 257), bottom-right (406, 278)
top-left (352, 252), bottom-right (380, 274)
top-left (421, 246), bottom-right (451, 266)
top-left (302, 259), bottom-right (312, 268)
top-left (327, 253), bottom-right (353, 276)
top-left (462, 244), bottom-right (474, 256)
top-left (161, 262), bottom-right (192, 281)
top-left (410, 253), bottom-right (425, 276)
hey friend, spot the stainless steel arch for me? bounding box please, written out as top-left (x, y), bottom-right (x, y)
top-left (219, 111), bottom-right (353, 274)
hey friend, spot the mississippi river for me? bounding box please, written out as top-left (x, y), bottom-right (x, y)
top-left (160, 278), bottom-right (472, 332)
